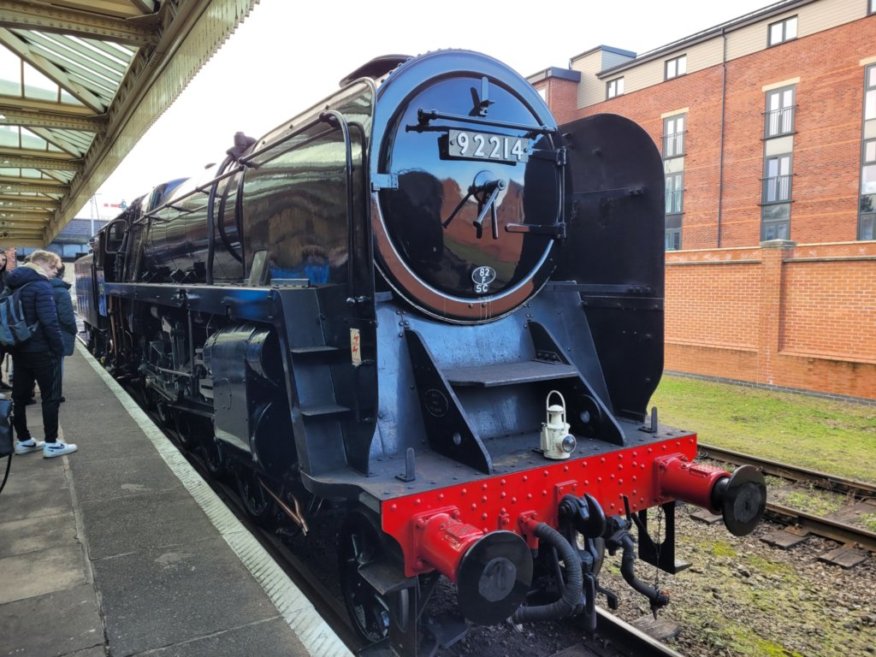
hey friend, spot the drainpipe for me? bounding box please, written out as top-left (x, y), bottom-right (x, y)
top-left (717, 27), bottom-right (728, 248)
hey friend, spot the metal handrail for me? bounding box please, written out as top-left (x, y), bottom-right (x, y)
top-left (763, 174), bottom-right (791, 202)
top-left (765, 106), bottom-right (795, 137)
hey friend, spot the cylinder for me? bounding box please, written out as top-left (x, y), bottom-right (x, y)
top-left (655, 454), bottom-right (766, 537)
top-left (655, 454), bottom-right (728, 512)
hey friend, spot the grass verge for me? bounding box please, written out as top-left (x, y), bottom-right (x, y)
top-left (649, 375), bottom-right (876, 484)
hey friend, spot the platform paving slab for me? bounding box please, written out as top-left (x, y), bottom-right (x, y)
top-left (68, 430), bottom-right (163, 461)
top-left (78, 487), bottom-right (219, 559)
top-left (1, 582), bottom-right (103, 657)
top-left (63, 649), bottom-right (106, 657)
top-left (0, 463), bottom-right (69, 524)
top-left (70, 452), bottom-right (182, 503)
top-left (92, 534), bottom-right (286, 657)
top-left (0, 544), bottom-right (88, 605)
top-left (133, 617), bottom-right (309, 657)
top-left (0, 510), bottom-right (76, 556)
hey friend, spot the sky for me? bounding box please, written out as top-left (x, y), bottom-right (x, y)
top-left (92, 0), bottom-right (777, 211)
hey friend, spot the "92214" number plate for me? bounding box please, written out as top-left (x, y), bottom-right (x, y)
top-left (447, 129), bottom-right (529, 163)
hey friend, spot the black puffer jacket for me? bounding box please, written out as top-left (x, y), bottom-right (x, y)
top-left (51, 277), bottom-right (77, 356)
top-left (6, 265), bottom-right (64, 357)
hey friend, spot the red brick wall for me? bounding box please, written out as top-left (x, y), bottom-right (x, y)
top-left (535, 78), bottom-right (578, 123)
top-left (551, 18), bottom-right (876, 249)
top-left (666, 241), bottom-right (876, 400)
top-left (538, 18), bottom-right (876, 400)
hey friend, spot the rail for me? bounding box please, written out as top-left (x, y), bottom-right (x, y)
top-left (698, 443), bottom-right (876, 552)
top-left (698, 443), bottom-right (876, 497)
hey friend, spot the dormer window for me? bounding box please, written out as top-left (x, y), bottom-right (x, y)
top-left (769, 16), bottom-right (798, 46)
top-left (606, 77), bottom-right (624, 99)
top-left (665, 55), bottom-right (687, 80)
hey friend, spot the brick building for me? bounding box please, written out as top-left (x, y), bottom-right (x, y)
top-left (530, 0), bottom-right (876, 401)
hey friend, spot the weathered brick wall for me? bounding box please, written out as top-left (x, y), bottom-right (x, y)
top-left (666, 241), bottom-right (876, 400)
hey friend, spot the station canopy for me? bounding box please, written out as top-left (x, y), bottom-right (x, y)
top-left (0, 0), bottom-right (257, 247)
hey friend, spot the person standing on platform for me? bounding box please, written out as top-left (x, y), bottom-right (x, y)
top-left (9, 250), bottom-right (77, 458)
top-left (50, 263), bottom-right (76, 403)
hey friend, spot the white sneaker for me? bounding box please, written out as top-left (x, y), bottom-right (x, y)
top-left (14, 439), bottom-right (45, 455)
top-left (43, 441), bottom-right (78, 458)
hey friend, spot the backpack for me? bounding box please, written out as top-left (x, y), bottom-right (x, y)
top-left (0, 282), bottom-right (38, 347)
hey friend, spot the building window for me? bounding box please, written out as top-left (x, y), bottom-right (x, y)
top-left (665, 171), bottom-right (683, 213)
top-left (663, 115), bottom-right (685, 158)
top-left (762, 204), bottom-right (790, 240)
top-left (764, 154), bottom-right (792, 202)
top-left (665, 172), bottom-right (683, 251)
top-left (665, 214), bottom-right (682, 251)
top-left (861, 67), bottom-right (876, 239)
top-left (765, 86), bottom-right (795, 137)
top-left (860, 140), bottom-right (876, 240)
top-left (768, 16), bottom-right (798, 46)
top-left (665, 55), bottom-right (687, 80)
top-left (606, 77), bottom-right (624, 99)
top-left (866, 65), bottom-right (876, 121)
top-left (762, 154), bottom-right (792, 240)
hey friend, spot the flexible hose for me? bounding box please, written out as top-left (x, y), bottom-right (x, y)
top-left (512, 522), bottom-right (582, 623)
top-left (619, 533), bottom-right (669, 609)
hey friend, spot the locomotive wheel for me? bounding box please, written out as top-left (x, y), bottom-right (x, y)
top-left (339, 512), bottom-right (392, 643)
top-left (172, 410), bottom-right (197, 450)
top-left (201, 437), bottom-right (226, 477)
top-left (236, 467), bottom-right (275, 523)
top-left (143, 388), bottom-right (160, 411)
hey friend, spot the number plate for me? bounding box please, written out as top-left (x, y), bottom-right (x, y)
top-left (447, 129), bottom-right (529, 163)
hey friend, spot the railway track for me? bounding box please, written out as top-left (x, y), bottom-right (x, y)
top-left (698, 443), bottom-right (876, 553)
top-left (548, 608), bottom-right (688, 657)
top-left (697, 444), bottom-right (876, 497)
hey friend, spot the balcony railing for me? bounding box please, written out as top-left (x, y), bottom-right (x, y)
top-left (763, 175), bottom-right (791, 203)
top-left (663, 133), bottom-right (685, 158)
top-left (765, 107), bottom-right (794, 137)
top-left (665, 190), bottom-right (683, 214)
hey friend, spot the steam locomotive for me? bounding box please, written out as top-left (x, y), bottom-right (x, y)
top-left (75, 50), bottom-right (766, 656)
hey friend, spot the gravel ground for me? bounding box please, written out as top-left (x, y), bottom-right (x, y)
top-left (597, 508), bottom-right (876, 657)
top-left (445, 506), bottom-right (875, 657)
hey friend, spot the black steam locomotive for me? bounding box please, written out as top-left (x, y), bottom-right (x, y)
top-left (75, 50), bottom-right (765, 656)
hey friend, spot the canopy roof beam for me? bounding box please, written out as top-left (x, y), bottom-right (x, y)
top-left (0, 0), bottom-right (258, 246)
top-left (0, 1), bottom-right (158, 47)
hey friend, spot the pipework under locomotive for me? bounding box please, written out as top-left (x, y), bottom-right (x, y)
top-left (75, 50), bottom-right (766, 656)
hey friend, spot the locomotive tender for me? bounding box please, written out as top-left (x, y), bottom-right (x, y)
top-left (75, 50), bottom-right (766, 656)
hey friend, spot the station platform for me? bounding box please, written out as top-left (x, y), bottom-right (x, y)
top-left (0, 344), bottom-right (353, 657)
